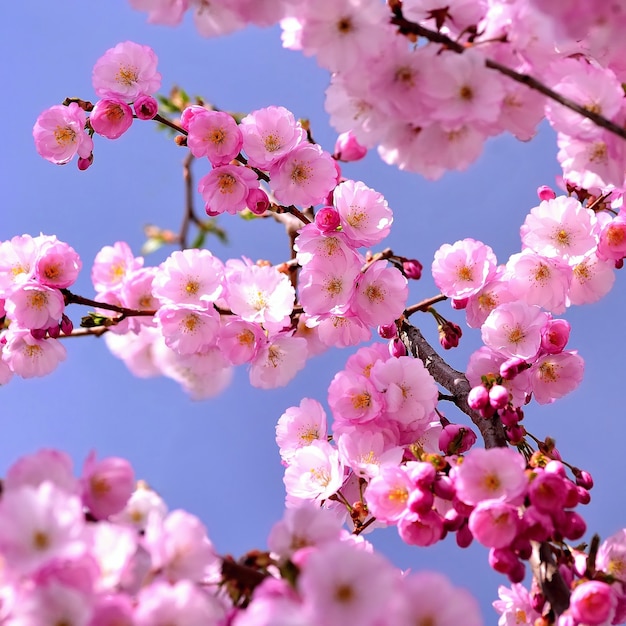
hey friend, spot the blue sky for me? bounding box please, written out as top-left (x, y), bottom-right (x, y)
top-left (3, 2), bottom-right (626, 620)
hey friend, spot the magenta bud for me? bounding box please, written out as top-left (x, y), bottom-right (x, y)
top-left (544, 460), bottom-right (566, 478)
top-left (439, 424), bottom-right (477, 455)
top-left (443, 509), bottom-right (464, 532)
top-left (541, 318), bottom-right (571, 354)
top-left (314, 206), bottom-right (340, 232)
top-left (489, 547), bottom-right (519, 574)
top-left (575, 486), bottom-right (591, 505)
top-left (499, 406), bottom-right (519, 428)
top-left (616, 258), bottom-right (624, 270)
top-left (479, 404), bottom-right (496, 419)
top-left (333, 130), bottom-right (367, 162)
top-left (389, 337), bottom-right (407, 358)
top-left (77, 154), bottom-right (94, 171)
top-left (47, 324), bottom-right (61, 339)
top-left (30, 328), bottom-right (47, 340)
top-left (433, 475), bottom-right (455, 501)
top-left (402, 259), bottom-right (423, 280)
top-left (246, 188), bottom-right (270, 215)
top-left (451, 297), bottom-right (468, 310)
top-left (408, 488), bottom-right (434, 515)
top-left (407, 462), bottom-right (436, 488)
top-left (573, 468), bottom-right (594, 490)
top-left (468, 385), bottom-right (489, 411)
top-left (90, 99), bottom-right (133, 140)
top-left (378, 323), bottom-right (397, 339)
top-left (134, 95), bottom-right (159, 120)
top-left (512, 538), bottom-right (532, 560)
top-left (453, 497), bottom-right (474, 517)
top-left (507, 561), bottom-right (526, 584)
top-left (506, 425), bottom-right (525, 444)
top-left (456, 522), bottom-right (473, 548)
top-left (563, 511), bottom-right (586, 540)
top-left (499, 357), bottom-right (528, 380)
top-left (530, 592), bottom-right (546, 613)
top-left (438, 321), bottom-right (462, 350)
top-left (60, 314), bottom-right (74, 335)
top-left (488, 384), bottom-right (509, 410)
top-left (537, 185), bottom-right (557, 201)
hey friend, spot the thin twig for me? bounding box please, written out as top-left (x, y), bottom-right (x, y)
top-left (390, 15), bottom-right (626, 142)
top-left (404, 294), bottom-right (448, 317)
top-left (62, 290), bottom-right (156, 318)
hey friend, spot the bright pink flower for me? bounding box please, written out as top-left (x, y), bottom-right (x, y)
top-left (92, 41), bottom-right (161, 102)
top-left (217, 318), bottom-right (264, 365)
top-left (33, 103), bottom-right (93, 165)
top-left (2, 329), bottom-right (66, 378)
top-left (314, 312), bottom-right (372, 347)
top-left (198, 164), bottom-right (259, 215)
top-left (597, 529), bottom-right (626, 583)
top-left (493, 583), bottom-right (541, 626)
top-left (333, 180), bottom-right (393, 248)
top-left (295, 224), bottom-right (359, 267)
top-left (153, 248), bottom-right (224, 306)
top-left (81, 451), bottom-right (135, 520)
top-left (398, 509), bottom-right (444, 547)
top-left (568, 253), bottom-right (615, 305)
top-left (453, 447), bottom-right (527, 506)
top-left (0, 234), bottom-right (39, 293)
top-left (365, 466), bottom-right (412, 523)
top-left (187, 110), bottom-right (243, 165)
top-left (276, 397), bottom-right (328, 463)
top-left (249, 334), bottom-right (307, 389)
top-left (269, 143), bottom-right (337, 207)
top-left (570, 581), bottom-right (616, 625)
top-left (240, 105), bottom-right (306, 169)
top-left (520, 196), bottom-right (597, 262)
top-left (134, 94), bottom-right (159, 119)
top-left (334, 130), bottom-right (367, 161)
top-left (432, 238), bottom-right (498, 299)
top-left (597, 216), bottom-right (626, 261)
top-left (225, 262), bottom-right (294, 333)
top-left (90, 99), bottom-right (134, 139)
top-left (328, 370), bottom-right (383, 425)
top-left (157, 304), bottom-right (220, 354)
top-left (337, 429), bottom-right (403, 479)
top-left (4, 282), bottom-right (65, 329)
top-left (92, 241), bottom-right (143, 294)
top-left (468, 500), bottom-right (519, 548)
top-left (352, 261), bottom-right (408, 327)
top-left (529, 350), bottom-right (584, 404)
top-left (540, 318), bottom-right (570, 354)
top-left (481, 302), bottom-right (549, 360)
top-left (34, 238), bottom-right (81, 289)
top-left (314, 206), bottom-right (341, 233)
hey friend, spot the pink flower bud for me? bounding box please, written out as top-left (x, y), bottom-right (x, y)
top-left (90, 99), bottom-right (133, 139)
top-left (433, 475), bottom-right (455, 500)
top-left (377, 323), bottom-right (397, 339)
top-left (389, 337), bottom-right (407, 357)
top-left (81, 451), bottom-right (135, 520)
top-left (499, 406), bottom-right (520, 427)
top-left (134, 95), bottom-right (159, 120)
top-left (573, 468), bottom-right (594, 490)
top-left (506, 425), bottom-right (525, 444)
top-left (77, 155), bottom-right (94, 171)
top-left (333, 131), bottom-right (367, 162)
top-left (314, 206), bottom-right (341, 232)
top-left (180, 105), bottom-right (207, 131)
top-left (402, 259), bottom-right (423, 280)
top-left (528, 471), bottom-right (567, 513)
top-left (537, 185), bottom-right (557, 201)
top-left (438, 321), bottom-right (462, 349)
top-left (408, 487), bottom-right (434, 515)
top-left (468, 385), bottom-right (489, 410)
top-left (60, 314), bottom-right (74, 335)
top-left (489, 547), bottom-right (519, 574)
top-left (563, 510), bottom-right (586, 540)
top-left (406, 462), bottom-right (436, 488)
top-left (544, 460), bottom-right (567, 478)
top-left (576, 486), bottom-right (591, 505)
top-left (47, 324), bottom-right (61, 339)
top-left (246, 188), bottom-right (270, 215)
top-left (508, 561), bottom-right (526, 583)
top-left (541, 318), bottom-right (570, 354)
top-left (30, 328), bottom-right (47, 340)
top-left (439, 424), bottom-right (477, 455)
top-left (451, 297), bottom-right (468, 310)
top-left (488, 384), bottom-right (509, 410)
top-left (456, 521), bottom-right (473, 548)
top-left (499, 357), bottom-right (528, 380)
top-left (570, 581), bottom-right (616, 626)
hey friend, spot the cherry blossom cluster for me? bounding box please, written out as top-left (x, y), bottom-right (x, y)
top-left (0, 234), bottom-right (82, 381)
top-left (33, 41), bottom-right (161, 170)
top-left (0, 447), bottom-right (486, 626)
top-left (429, 189), bottom-right (626, 433)
top-left (127, 0), bottom-right (626, 186)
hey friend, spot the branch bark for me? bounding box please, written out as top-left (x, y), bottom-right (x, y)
top-left (399, 321), bottom-right (507, 449)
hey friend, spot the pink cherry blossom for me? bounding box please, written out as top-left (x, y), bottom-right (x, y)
top-left (198, 164), bottom-right (259, 215)
top-left (249, 334), bottom-right (307, 389)
top-left (269, 142), bottom-right (337, 207)
top-left (453, 447), bottom-right (527, 506)
top-left (568, 252), bottom-right (615, 305)
top-left (493, 583), bottom-right (541, 626)
top-left (33, 103), bottom-right (93, 165)
top-left (187, 110), bottom-right (243, 165)
top-left (34, 238), bottom-right (81, 289)
top-left (334, 130), bottom-right (367, 161)
top-left (92, 241), bottom-right (143, 294)
top-left (134, 94), bottom-right (159, 119)
top-left (364, 466), bottom-right (412, 523)
top-left (156, 304), bottom-right (220, 354)
top-left (276, 397), bottom-right (328, 463)
top-left (217, 318), bottom-right (265, 365)
top-left (570, 580), bottom-right (617, 626)
top-left (529, 350), bottom-right (585, 404)
top-left (92, 41), bottom-right (161, 102)
top-left (4, 282), bottom-right (65, 330)
top-left (432, 238), bottom-right (498, 299)
top-left (328, 370), bottom-right (383, 425)
top-left (128, 0), bottom-right (187, 26)
top-left (468, 500), bottom-right (520, 548)
top-left (332, 180), bottom-right (393, 247)
top-left (5, 449), bottom-right (78, 494)
top-left (2, 329), bottom-right (66, 378)
top-left (90, 99), bottom-right (134, 139)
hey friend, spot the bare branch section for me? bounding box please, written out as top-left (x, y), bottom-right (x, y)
top-left (390, 15), bottom-right (626, 142)
top-left (529, 542), bottom-right (571, 617)
top-left (399, 321), bottom-right (507, 449)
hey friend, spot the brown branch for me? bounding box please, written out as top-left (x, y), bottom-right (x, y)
top-left (529, 542), bottom-right (571, 618)
top-left (61, 290), bottom-right (157, 318)
top-left (153, 113), bottom-right (188, 136)
top-left (399, 321), bottom-right (507, 449)
top-left (179, 152), bottom-right (197, 249)
top-left (390, 15), bottom-right (626, 142)
top-left (404, 294), bottom-right (448, 317)
top-left (58, 327), bottom-right (110, 339)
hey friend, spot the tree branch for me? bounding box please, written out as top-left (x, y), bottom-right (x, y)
top-left (399, 321), bottom-right (507, 449)
top-left (390, 15), bottom-right (626, 142)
